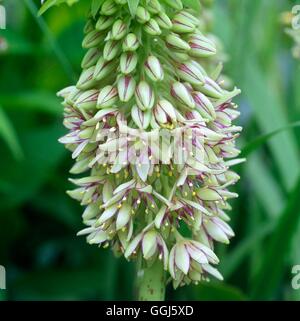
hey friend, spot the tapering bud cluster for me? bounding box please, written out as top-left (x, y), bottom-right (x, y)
top-left (58, 0), bottom-right (243, 288)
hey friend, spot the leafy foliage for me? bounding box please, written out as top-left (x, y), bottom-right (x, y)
top-left (39, 0), bottom-right (80, 15)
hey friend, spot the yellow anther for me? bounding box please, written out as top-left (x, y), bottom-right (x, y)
top-left (168, 171), bottom-right (173, 176)
top-left (117, 204), bottom-right (122, 209)
top-left (192, 191), bottom-right (196, 196)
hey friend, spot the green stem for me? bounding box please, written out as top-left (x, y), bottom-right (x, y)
top-left (137, 260), bottom-right (166, 301)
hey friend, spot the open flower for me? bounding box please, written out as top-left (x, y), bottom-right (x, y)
top-left (169, 238), bottom-right (222, 288)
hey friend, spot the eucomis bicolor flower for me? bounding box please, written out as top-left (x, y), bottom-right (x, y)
top-left (58, 0), bottom-right (244, 288)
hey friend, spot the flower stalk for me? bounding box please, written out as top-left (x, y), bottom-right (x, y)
top-left (137, 260), bottom-right (166, 301)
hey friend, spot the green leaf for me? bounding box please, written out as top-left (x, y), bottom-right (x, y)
top-left (0, 107), bottom-right (23, 160)
top-left (221, 220), bottom-right (275, 279)
top-left (0, 123), bottom-right (66, 208)
top-left (0, 91), bottom-right (61, 115)
top-left (241, 121), bottom-right (300, 158)
top-left (26, 0), bottom-right (76, 82)
top-left (182, 0), bottom-right (201, 12)
top-left (38, 0), bottom-right (80, 16)
top-left (91, 0), bottom-right (105, 18)
top-left (243, 57), bottom-right (299, 192)
top-left (127, 0), bottom-right (140, 17)
top-left (251, 176), bottom-right (300, 300)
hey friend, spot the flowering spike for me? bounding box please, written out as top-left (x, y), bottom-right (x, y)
top-left (58, 0), bottom-right (243, 292)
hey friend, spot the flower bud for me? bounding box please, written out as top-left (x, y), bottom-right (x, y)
top-left (97, 85), bottom-right (118, 108)
top-left (144, 55), bottom-right (164, 82)
top-left (100, 0), bottom-right (118, 16)
top-left (117, 76), bottom-right (136, 102)
top-left (144, 19), bottom-right (161, 36)
top-left (177, 61), bottom-right (205, 85)
top-left (146, 0), bottom-right (162, 14)
top-left (95, 15), bottom-right (114, 31)
top-left (171, 82), bottom-right (195, 109)
top-left (81, 48), bottom-right (101, 69)
top-left (103, 40), bottom-right (121, 61)
top-left (136, 6), bottom-right (151, 24)
top-left (192, 91), bottom-right (216, 120)
top-left (168, 50), bottom-right (190, 62)
top-left (164, 0), bottom-right (183, 10)
top-left (135, 81), bottom-right (155, 110)
top-left (93, 57), bottom-right (117, 81)
top-left (155, 99), bottom-right (177, 124)
top-left (198, 77), bottom-right (224, 99)
top-left (189, 34), bottom-right (217, 58)
top-left (122, 33), bottom-right (139, 51)
top-left (111, 19), bottom-right (127, 40)
top-left (178, 11), bottom-right (200, 26)
top-left (172, 12), bottom-right (197, 34)
top-left (57, 85), bottom-right (76, 99)
top-left (77, 66), bottom-right (96, 90)
top-left (65, 87), bottom-right (82, 105)
top-left (120, 52), bottom-right (138, 74)
top-left (155, 12), bottom-right (173, 30)
top-left (166, 33), bottom-right (190, 52)
top-left (82, 30), bottom-right (103, 49)
top-left (75, 89), bottom-right (99, 110)
top-left (131, 105), bottom-right (152, 129)
top-left (84, 19), bottom-right (94, 34)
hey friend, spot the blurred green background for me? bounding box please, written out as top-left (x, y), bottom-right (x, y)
top-left (0, 0), bottom-right (300, 301)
